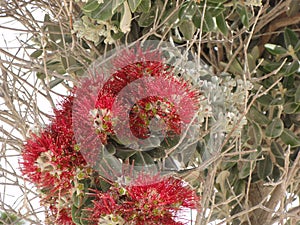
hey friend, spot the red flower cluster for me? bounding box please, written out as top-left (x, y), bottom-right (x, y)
top-left (49, 206), bottom-right (74, 225)
top-left (93, 59), bottom-right (198, 143)
top-left (21, 95), bottom-right (86, 225)
top-left (72, 46), bottom-right (199, 150)
top-left (21, 46), bottom-right (201, 225)
top-left (89, 174), bottom-right (199, 225)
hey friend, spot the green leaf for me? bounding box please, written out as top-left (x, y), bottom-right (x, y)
top-left (49, 78), bottom-right (64, 89)
top-left (90, 0), bottom-right (113, 21)
top-left (72, 191), bottom-right (89, 208)
top-left (216, 13), bottom-right (228, 35)
top-left (262, 61), bottom-right (283, 73)
top-left (120, 1), bottom-right (132, 33)
top-left (231, 206), bottom-right (243, 224)
top-left (280, 129), bottom-right (300, 147)
top-left (67, 64), bottom-right (84, 76)
top-left (112, 0), bottom-right (125, 13)
top-left (192, 12), bottom-right (202, 28)
top-left (251, 46), bottom-right (260, 61)
top-left (83, 0), bottom-right (100, 13)
top-left (0, 212), bottom-right (24, 225)
top-left (115, 147), bottom-right (136, 160)
top-left (248, 106), bottom-right (270, 125)
top-left (237, 6), bottom-right (249, 28)
top-left (161, 6), bottom-right (179, 27)
top-left (60, 56), bottom-right (67, 70)
top-left (80, 210), bottom-right (92, 225)
top-left (204, 11), bottom-right (215, 31)
top-left (265, 118), bottom-right (284, 138)
top-left (270, 141), bottom-right (285, 167)
top-left (233, 179), bottom-right (245, 196)
top-left (111, 29), bottom-right (124, 41)
top-left (30, 49), bottom-right (43, 58)
top-left (284, 60), bottom-right (299, 76)
top-left (283, 75), bottom-right (295, 89)
top-left (257, 94), bottom-right (273, 106)
top-left (221, 156), bottom-right (238, 170)
top-left (46, 21), bottom-right (63, 47)
top-left (128, 0), bottom-right (142, 12)
top-left (216, 170), bottom-right (230, 193)
top-left (46, 59), bottom-right (66, 74)
top-left (147, 147), bottom-right (166, 158)
top-left (138, 5), bottom-right (156, 27)
top-left (238, 161), bottom-right (252, 179)
top-left (160, 135), bottom-right (180, 149)
top-left (174, 167), bottom-right (201, 186)
top-left (257, 154), bottom-right (273, 180)
top-left (206, 0), bottom-right (227, 2)
top-left (71, 205), bottom-right (81, 224)
top-left (36, 72), bottom-right (46, 79)
top-left (105, 143), bottom-right (116, 154)
top-left (228, 58), bottom-right (244, 75)
top-left (284, 102), bottom-right (300, 114)
top-left (98, 154), bottom-right (122, 178)
top-left (100, 179), bottom-right (111, 192)
top-left (294, 40), bottom-right (300, 52)
top-left (295, 86), bottom-right (300, 103)
top-left (192, 9), bottom-right (215, 31)
top-left (270, 97), bottom-right (284, 106)
top-left (284, 28), bottom-right (299, 49)
top-left (179, 1), bottom-right (197, 20)
top-left (132, 152), bottom-right (154, 165)
top-left (247, 53), bottom-right (256, 72)
top-left (272, 165), bottom-right (281, 181)
top-left (264, 44), bottom-right (287, 55)
top-left (247, 120), bottom-right (262, 147)
top-left (285, 88), bottom-right (297, 97)
top-left (136, 0), bottom-right (151, 12)
top-left (205, 2), bottom-right (225, 17)
top-left (179, 20), bottom-right (196, 40)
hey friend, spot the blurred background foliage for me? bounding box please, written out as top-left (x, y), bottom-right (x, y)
top-left (0, 211), bottom-right (24, 225)
top-left (0, 0), bottom-right (299, 224)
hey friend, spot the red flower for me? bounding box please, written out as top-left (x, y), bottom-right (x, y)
top-left (112, 45), bottom-right (162, 71)
top-left (21, 96), bottom-right (85, 189)
top-left (21, 44), bottom-right (201, 225)
top-left (21, 130), bottom-right (57, 187)
top-left (91, 191), bottom-right (121, 217)
top-left (90, 174), bottom-right (199, 225)
top-left (20, 95), bottom-right (86, 224)
top-left (94, 60), bottom-right (198, 142)
top-left (73, 46), bottom-right (199, 147)
top-left (122, 174), bottom-right (199, 224)
top-left (72, 74), bottom-right (114, 169)
top-left (49, 206), bottom-right (75, 225)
